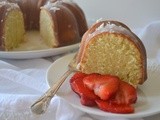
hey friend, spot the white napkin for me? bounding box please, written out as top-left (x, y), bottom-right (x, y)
top-left (138, 21), bottom-right (160, 60)
top-left (1, 21), bottom-right (160, 120)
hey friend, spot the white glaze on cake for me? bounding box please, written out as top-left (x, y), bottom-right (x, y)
top-left (87, 22), bottom-right (138, 44)
top-left (42, 2), bottom-right (61, 12)
top-left (0, 1), bottom-right (19, 11)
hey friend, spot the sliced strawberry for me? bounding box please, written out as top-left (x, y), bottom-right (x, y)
top-left (111, 81), bottom-right (137, 105)
top-left (80, 95), bottom-right (97, 106)
top-left (70, 72), bottom-right (87, 83)
top-left (96, 100), bottom-right (134, 114)
top-left (71, 78), bottom-right (98, 99)
top-left (70, 78), bottom-right (99, 106)
top-left (70, 72), bottom-right (87, 93)
top-left (83, 73), bottom-right (105, 89)
top-left (70, 72), bottom-right (137, 113)
top-left (83, 74), bottom-right (120, 100)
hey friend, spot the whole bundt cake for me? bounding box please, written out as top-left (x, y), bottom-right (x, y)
top-left (0, 0), bottom-right (88, 51)
top-left (76, 20), bottom-right (147, 87)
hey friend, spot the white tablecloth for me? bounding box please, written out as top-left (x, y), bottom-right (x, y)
top-left (0, 21), bottom-right (160, 120)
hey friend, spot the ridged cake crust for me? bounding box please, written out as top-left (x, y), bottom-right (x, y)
top-left (40, 0), bottom-right (88, 47)
top-left (40, 1), bottom-right (80, 47)
top-left (77, 20), bottom-right (147, 86)
top-left (61, 1), bottom-right (88, 37)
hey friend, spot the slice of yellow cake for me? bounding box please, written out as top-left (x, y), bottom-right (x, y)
top-left (76, 20), bottom-right (147, 87)
top-left (0, 2), bottom-right (25, 51)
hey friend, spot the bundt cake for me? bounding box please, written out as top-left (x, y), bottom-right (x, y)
top-left (0, 0), bottom-right (88, 51)
top-left (76, 20), bottom-right (147, 87)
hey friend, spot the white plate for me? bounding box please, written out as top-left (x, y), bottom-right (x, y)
top-left (0, 31), bottom-right (79, 59)
top-left (47, 53), bottom-right (160, 118)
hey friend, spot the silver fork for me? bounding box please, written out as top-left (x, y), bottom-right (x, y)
top-left (30, 54), bottom-right (78, 114)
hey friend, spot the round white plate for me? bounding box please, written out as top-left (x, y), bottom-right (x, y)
top-left (46, 53), bottom-right (160, 118)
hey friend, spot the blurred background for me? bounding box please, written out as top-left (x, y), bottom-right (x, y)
top-left (74, 0), bottom-right (160, 29)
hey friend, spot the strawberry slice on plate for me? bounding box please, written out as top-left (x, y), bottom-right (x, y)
top-left (70, 72), bottom-right (87, 83)
top-left (70, 72), bottom-right (137, 113)
top-left (96, 100), bottom-right (134, 114)
top-left (70, 72), bottom-right (87, 93)
top-left (70, 77), bottom-right (99, 106)
top-left (80, 95), bottom-right (97, 106)
top-left (83, 74), bottom-right (120, 100)
top-left (71, 78), bottom-right (98, 99)
top-left (111, 81), bottom-right (137, 105)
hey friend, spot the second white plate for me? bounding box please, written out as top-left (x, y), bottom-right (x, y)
top-left (47, 53), bottom-right (160, 119)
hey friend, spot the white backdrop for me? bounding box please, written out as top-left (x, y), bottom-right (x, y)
top-left (74, 0), bottom-right (160, 29)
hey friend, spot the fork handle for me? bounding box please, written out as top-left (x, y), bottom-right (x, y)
top-left (30, 69), bottom-right (72, 115)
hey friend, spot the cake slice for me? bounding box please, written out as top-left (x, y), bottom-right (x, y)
top-left (76, 20), bottom-right (147, 87)
top-left (40, 1), bottom-right (80, 47)
top-left (0, 2), bottom-right (25, 51)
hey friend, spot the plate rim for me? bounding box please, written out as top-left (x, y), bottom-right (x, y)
top-left (0, 43), bottom-right (79, 59)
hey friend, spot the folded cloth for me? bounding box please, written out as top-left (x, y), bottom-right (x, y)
top-left (1, 21), bottom-right (160, 120)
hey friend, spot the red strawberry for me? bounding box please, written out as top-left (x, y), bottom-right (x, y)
top-left (111, 81), bottom-right (137, 105)
top-left (82, 73), bottom-right (101, 89)
top-left (96, 100), bottom-right (134, 114)
top-left (70, 72), bottom-right (87, 83)
top-left (83, 74), bottom-right (120, 100)
top-left (70, 72), bottom-right (87, 93)
top-left (80, 95), bottom-right (97, 106)
top-left (70, 72), bottom-right (137, 113)
top-left (70, 78), bottom-right (99, 106)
